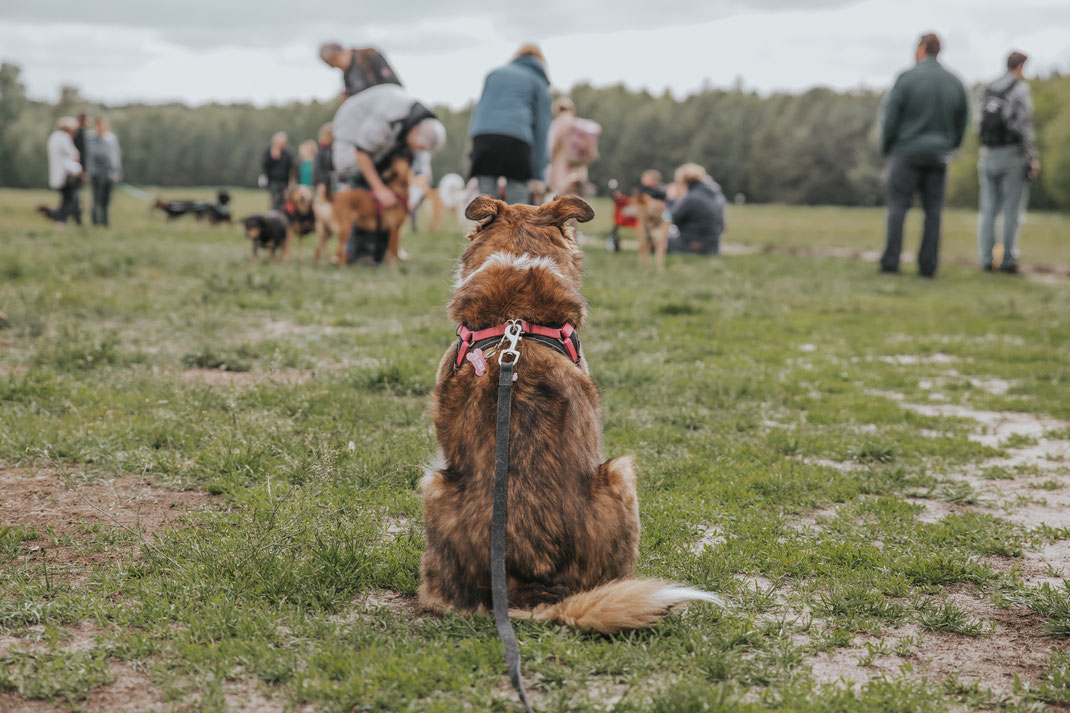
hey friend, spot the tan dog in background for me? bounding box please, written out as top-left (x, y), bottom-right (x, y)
top-left (330, 157), bottom-right (411, 264)
top-left (419, 195), bottom-right (719, 633)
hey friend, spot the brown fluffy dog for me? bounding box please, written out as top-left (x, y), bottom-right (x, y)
top-left (330, 157), bottom-right (410, 265)
top-left (419, 195), bottom-right (718, 634)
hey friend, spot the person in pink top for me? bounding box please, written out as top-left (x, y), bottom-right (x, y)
top-left (547, 97), bottom-right (599, 198)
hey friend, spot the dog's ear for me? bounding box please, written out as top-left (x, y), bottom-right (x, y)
top-left (464, 196), bottom-right (504, 226)
top-left (540, 196), bottom-right (595, 225)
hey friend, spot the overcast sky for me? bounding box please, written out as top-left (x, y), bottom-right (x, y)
top-left (2, 0), bottom-right (1067, 108)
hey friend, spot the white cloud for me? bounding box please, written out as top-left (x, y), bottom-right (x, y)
top-left (0, 0), bottom-right (1066, 108)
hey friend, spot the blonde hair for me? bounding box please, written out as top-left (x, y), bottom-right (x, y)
top-left (553, 97), bottom-right (575, 115)
top-left (56, 116), bottom-right (78, 132)
top-left (298, 140), bottom-right (317, 160)
top-left (317, 121), bottom-right (333, 144)
top-left (674, 163), bottom-right (707, 185)
top-left (640, 169), bottom-right (663, 185)
top-left (515, 43), bottom-right (546, 65)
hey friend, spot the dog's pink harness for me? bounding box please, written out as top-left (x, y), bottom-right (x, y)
top-left (452, 320), bottom-right (580, 374)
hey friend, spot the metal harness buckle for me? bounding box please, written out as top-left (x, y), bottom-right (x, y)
top-left (497, 320), bottom-right (523, 366)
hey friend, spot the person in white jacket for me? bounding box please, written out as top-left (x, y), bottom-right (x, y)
top-left (43, 116), bottom-right (84, 226)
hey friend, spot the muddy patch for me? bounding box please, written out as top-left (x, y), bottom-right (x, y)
top-left (0, 467), bottom-right (215, 576)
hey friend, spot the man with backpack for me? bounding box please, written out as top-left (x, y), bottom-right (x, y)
top-left (548, 97), bottom-right (600, 198)
top-left (319, 43), bottom-right (402, 99)
top-left (977, 51), bottom-right (1039, 274)
top-left (878, 33), bottom-right (969, 278)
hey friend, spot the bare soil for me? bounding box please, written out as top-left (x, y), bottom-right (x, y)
top-left (0, 467), bottom-right (215, 575)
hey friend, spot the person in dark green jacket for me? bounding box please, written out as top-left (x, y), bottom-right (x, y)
top-left (879, 33), bottom-right (969, 278)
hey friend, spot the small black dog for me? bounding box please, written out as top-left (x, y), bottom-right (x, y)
top-left (242, 210), bottom-right (290, 261)
top-left (155, 190), bottom-right (231, 224)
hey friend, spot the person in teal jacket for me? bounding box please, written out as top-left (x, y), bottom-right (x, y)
top-left (467, 44), bottom-right (552, 205)
top-left (879, 33), bottom-right (968, 278)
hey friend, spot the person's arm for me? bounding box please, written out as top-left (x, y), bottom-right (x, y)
top-left (952, 80), bottom-right (969, 150)
top-left (1012, 84), bottom-right (1040, 173)
top-left (262, 149), bottom-right (272, 174)
top-left (110, 135), bottom-right (122, 181)
top-left (530, 83), bottom-right (552, 182)
top-left (880, 77), bottom-right (905, 156)
top-left (355, 150), bottom-right (396, 206)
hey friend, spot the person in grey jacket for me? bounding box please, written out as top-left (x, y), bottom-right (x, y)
top-left (667, 163), bottom-right (726, 256)
top-left (85, 118), bottom-right (122, 227)
top-left (977, 51), bottom-right (1039, 274)
top-left (467, 44), bottom-right (552, 205)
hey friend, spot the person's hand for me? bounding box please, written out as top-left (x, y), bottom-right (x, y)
top-left (112, 173), bottom-right (121, 183)
top-left (1028, 160), bottom-right (1040, 181)
top-left (374, 186), bottom-right (397, 207)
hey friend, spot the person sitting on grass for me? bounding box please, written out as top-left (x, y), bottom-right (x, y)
top-left (666, 163), bottom-right (726, 256)
top-left (331, 84), bottom-right (446, 264)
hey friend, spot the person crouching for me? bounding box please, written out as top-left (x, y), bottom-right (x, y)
top-left (666, 163), bottom-right (726, 256)
top-left (331, 84), bottom-right (445, 264)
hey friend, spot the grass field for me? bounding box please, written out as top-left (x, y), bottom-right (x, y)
top-left (2, 187), bottom-right (1070, 713)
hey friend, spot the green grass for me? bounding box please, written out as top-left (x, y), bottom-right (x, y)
top-left (1, 188), bottom-right (1069, 711)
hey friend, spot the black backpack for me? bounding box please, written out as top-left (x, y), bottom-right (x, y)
top-left (979, 80), bottom-right (1018, 147)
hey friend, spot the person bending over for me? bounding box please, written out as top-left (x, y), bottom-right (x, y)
top-left (319, 43), bottom-right (402, 99)
top-left (331, 84), bottom-right (445, 263)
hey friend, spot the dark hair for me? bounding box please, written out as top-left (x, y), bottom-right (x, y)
top-left (919, 33), bottom-right (940, 56)
top-left (1007, 51), bottom-right (1028, 71)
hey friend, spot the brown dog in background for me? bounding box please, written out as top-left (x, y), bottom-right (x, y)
top-left (330, 157), bottom-right (410, 265)
top-left (419, 195), bottom-right (719, 633)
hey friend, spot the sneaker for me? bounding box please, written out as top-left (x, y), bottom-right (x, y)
top-left (999, 264), bottom-right (1019, 274)
top-left (879, 265), bottom-right (900, 274)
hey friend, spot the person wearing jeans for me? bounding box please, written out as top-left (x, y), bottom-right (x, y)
top-left (977, 51), bottom-right (1039, 273)
top-left (86, 118), bottom-right (122, 227)
top-left (878, 33), bottom-right (968, 277)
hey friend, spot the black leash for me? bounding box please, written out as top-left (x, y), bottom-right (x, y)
top-left (491, 323), bottom-right (534, 712)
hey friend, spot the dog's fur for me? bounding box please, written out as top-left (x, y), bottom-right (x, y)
top-left (242, 210), bottom-right (290, 261)
top-left (419, 195), bottom-right (718, 634)
top-left (330, 157), bottom-right (410, 264)
top-left (281, 186), bottom-right (318, 261)
top-left (633, 190), bottom-right (669, 272)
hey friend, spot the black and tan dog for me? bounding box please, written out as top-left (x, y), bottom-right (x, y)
top-left (419, 195), bottom-right (719, 633)
top-left (281, 185), bottom-right (318, 260)
top-left (241, 210), bottom-right (290, 262)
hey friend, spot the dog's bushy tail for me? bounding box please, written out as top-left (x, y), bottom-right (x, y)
top-left (512, 579), bottom-right (721, 635)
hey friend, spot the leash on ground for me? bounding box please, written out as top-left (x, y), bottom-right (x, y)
top-left (117, 183), bottom-right (156, 203)
top-left (491, 322), bottom-right (534, 712)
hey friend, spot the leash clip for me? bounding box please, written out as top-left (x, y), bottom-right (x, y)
top-left (498, 320), bottom-right (523, 366)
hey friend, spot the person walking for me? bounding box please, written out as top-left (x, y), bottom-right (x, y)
top-left (319, 43), bottom-right (402, 99)
top-left (879, 33), bottom-right (969, 278)
top-left (42, 116), bottom-right (83, 226)
top-left (547, 97), bottom-right (600, 198)
top-left (977, 51), bottom-right (1039, 274)
top-left (85, 118), bottom-right (122, 227)
top-left (331, 84), bottom-right (445, 263)
top-left (467, 44), bottom-right (552, 205)
top-left (261, 132), bottom-right (294, 210)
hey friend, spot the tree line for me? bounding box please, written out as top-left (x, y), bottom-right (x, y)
top-left (1, 62), bottom-right (1067, 209)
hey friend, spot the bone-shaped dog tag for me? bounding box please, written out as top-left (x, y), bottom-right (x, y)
top-left (466, 348), bottom-right (488, 376)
